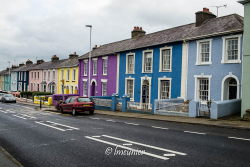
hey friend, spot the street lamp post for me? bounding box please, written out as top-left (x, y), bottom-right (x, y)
top-left (86, 25), bottom-right (92, 97)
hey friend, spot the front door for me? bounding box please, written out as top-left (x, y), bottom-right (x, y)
top-left (141, 80), bottom-right (149, 104)
top-left (91, 82), bottom-right (96, 96)
top-left (228, 78), bottom-right (237, 100)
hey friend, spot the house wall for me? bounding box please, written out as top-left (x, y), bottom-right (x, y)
top-left (4, 74), bottom-right (11, 91)
top-left (78, 55), bottom-right (117, 96)
top-left (241, 1), bottom-right (250, 117)
top-left (40, 69), bottom-right (58, 94)
top-left (57, 67), bottom-right (78, 94)
top-left (187, 35), bottom-right (243, 102)
top-left (11, 72), bottom-right (18, 91)
top-left (17, 71), bottom-right (29, 92)
top-left (118, 42), bottom-right (183, 105)
top-left (0, 75), bottom-right (4, 91)
top-left (28, 70), bottom-right (43, 92)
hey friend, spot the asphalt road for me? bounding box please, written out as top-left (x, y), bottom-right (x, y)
top-left (0, 102), bottom-right (250, 167)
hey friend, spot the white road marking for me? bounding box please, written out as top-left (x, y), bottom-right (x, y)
top-left (92, 136), bottom-right (101, 138)
top-left (228, 136), bottom-right (250, 141)
top-left (0, 110), bottom-right (8, 113)
top-left (46, 121), bottom-right (79, 130)
top-left (13, 115), bottom-right (27, 120)
top-left (151, 126), bottom-right (169, 130)
top-left (164, 154), bottom-right (176, 157)
top-left (90, 117), bottom-right (100, 120)
top-left (106, 120), bottom-right (116, 122)
top-left (102, 135), bottom-right (187, 156)
top-left (35, 121), bottom-right (66, 131)
top-left (20, 114), bottom-right (37, 119)
top-left (85, 136), bottom-right (169, 160)
top-left (184, 131), bottom-right (206, 135)
top-left (124, 122), bottom-right (139, 126)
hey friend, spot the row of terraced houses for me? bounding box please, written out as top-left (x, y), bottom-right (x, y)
top-left (0, 8), bottom-right (249, 118)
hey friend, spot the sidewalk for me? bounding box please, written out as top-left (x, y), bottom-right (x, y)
top-left (0, 147), bottom-right (23, 167)
top-left (16, 98), bottom-right (250, 130)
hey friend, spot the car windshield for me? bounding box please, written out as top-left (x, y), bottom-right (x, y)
top-left (4, 94), bottom-right (14, 97)
top-left (77, 98), bottom-right (91, 102)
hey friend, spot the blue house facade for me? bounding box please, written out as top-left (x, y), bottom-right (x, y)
top-left (118, 42), bottom-right (183, 106)
top-left (183, 10), bottom-right (244, 118)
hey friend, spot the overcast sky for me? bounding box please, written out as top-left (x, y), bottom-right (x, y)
top-left (0, 0), bottom-right (244, 70)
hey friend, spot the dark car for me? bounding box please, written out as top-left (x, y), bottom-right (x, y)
top-left (58, 96), bottom-right (95, 116)
top-left (1, 94), bottom-right (16, 103)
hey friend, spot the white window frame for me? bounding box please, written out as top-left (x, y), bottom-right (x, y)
top-left (92, 58), bottom-right (98, 76)
top-left (52, 70), bottom-right (55, 80)
top-left (158, 78), bottom-right (172, 99)
top-left (125, 77), bottom-right (135, 101)
top-left (83, 60), bottom-right (88, 76)
top-left (72, 69), bottom-right (76, 81)
top-left (67, 69), bottom-right (70, 81)
top-left (126, 53), bottom-right (135, 74)
top-left (82, 79), bottom-right (88, 96)
top-left (142, 50), bottom-right (153, 73)
top-left (221, 73), bottom-right (240, 101)
top-left (102, 57), bottom-right (108, 76)
top-left (221, 35), bottom-right (242, 64)
top-left (101, 79), bottom-right (108, 96)
top-left (159, 46), bottom-right (172, 72)
top-left (196, 39), bottom-right (212, 65)
top-left (194, 74), bottom-right (212, 101)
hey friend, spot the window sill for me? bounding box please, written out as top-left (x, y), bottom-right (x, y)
top-left (103, 73), bottom-right (108, 76)
top-left (195, 62), bottom-right (212, 66)
top-left (221, 60), bottom-right (241, 64)
top-left (125, 72), bottom-right (135, 75)
top-left (159, 70), bottom-right (172, 72)
top-left (142, 72), bottom-right (152, 74)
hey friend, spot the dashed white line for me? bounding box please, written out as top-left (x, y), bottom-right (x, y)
top-left (20, 114), bottom-right (37, 119)
top-left (106, 119), bottom-right (116, 122)
top-left (151, 126), bottom-right (169, 130)
top-left (124, 122), bottom-right (139, 126)
top-left (46, 121), bottom-right (79, 130)
top-left (184, 131), bottom-right (206, 135)
top-left (163, 153), bottom-right (176, 157)
top-left (228, 136), bottom-right (250, 141)
top-left (90, 117), bottom-right (100, 120)
top-left (13, 115), bottom-right (27, 120)
top-left (0, 110), bottom-right (8, 113)
top-left (35, 121), bottom-right (66, 131)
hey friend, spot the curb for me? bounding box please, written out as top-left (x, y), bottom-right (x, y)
top-left (0, 147), bottom-right (23, 167)
top-left (95, 111), bottom-right (250, 131)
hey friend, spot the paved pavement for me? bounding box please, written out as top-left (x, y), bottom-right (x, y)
top-left (1, 102), bottom-right (250, 167)
top-left (0, 146), bottom-right (23, 167)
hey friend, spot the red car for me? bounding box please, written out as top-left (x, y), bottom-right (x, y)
top-left (58, 96), bottom-right (95, 116)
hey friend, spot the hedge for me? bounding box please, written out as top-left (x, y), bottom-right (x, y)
top-left (21, 91), bottom-right (52, 99)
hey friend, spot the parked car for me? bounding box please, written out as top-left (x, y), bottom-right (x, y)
top-left (58, 96), bottom-right (95, 116)
top-left (1, 94), bottom-right (16, 103)
top-left (0, 93), bottom-right (6, 102)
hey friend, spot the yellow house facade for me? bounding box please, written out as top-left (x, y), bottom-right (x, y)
top-left (57, 53), bottom-right (79, 94)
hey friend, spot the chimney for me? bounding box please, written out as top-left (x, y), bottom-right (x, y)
top-left (51, 55), bottom-right (59, 62)
top-left (19, 63), bottom-right (25, 67)
top-left (36, 59), bottom-right (44, 64)
top-left (195, 8), bottom-right (216, 27)
top-left (26, 59), bottom-right (33, 65)
top-left (11, 65), bottom-right (18, 69)
top-left (93, 45), bottom-right (98, 50)
top-left (69, 52), bottom-right (79, 59)
top-left (131, 26), bottom-right (146, 38)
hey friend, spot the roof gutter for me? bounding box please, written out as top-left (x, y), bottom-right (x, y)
top-left (184, 29), bottom-right (243, 41)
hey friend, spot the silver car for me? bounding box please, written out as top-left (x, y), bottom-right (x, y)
top-left (1, 94), bottom-right (16, 103)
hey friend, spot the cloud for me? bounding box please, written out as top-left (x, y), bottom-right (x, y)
top-left (0, 0), bottom-right (243, 70)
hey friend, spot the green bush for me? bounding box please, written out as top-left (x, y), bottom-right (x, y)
top-left (21, 91), bottom-right (52, 99)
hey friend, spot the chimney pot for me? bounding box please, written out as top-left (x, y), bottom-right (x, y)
top-left (131, 26), bottom-right (146, 38)
top-left (195, 8), bottom-right (216, 27)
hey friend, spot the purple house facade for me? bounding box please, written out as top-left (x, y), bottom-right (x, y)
top-left (78, 52), bottom-right (118, 97)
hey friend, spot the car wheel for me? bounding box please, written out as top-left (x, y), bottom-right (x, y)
top-left (60, 107), bottom-right (64, 114)
top-left (89, 110), bottom-right (94, 115)
top-left (72, 108), bottom-right (77, 116)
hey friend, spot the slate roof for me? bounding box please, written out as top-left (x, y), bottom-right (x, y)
top-left (79, 14), bottom-right (243, 60)
top-left (57, 57), bottom-right (79, 68)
